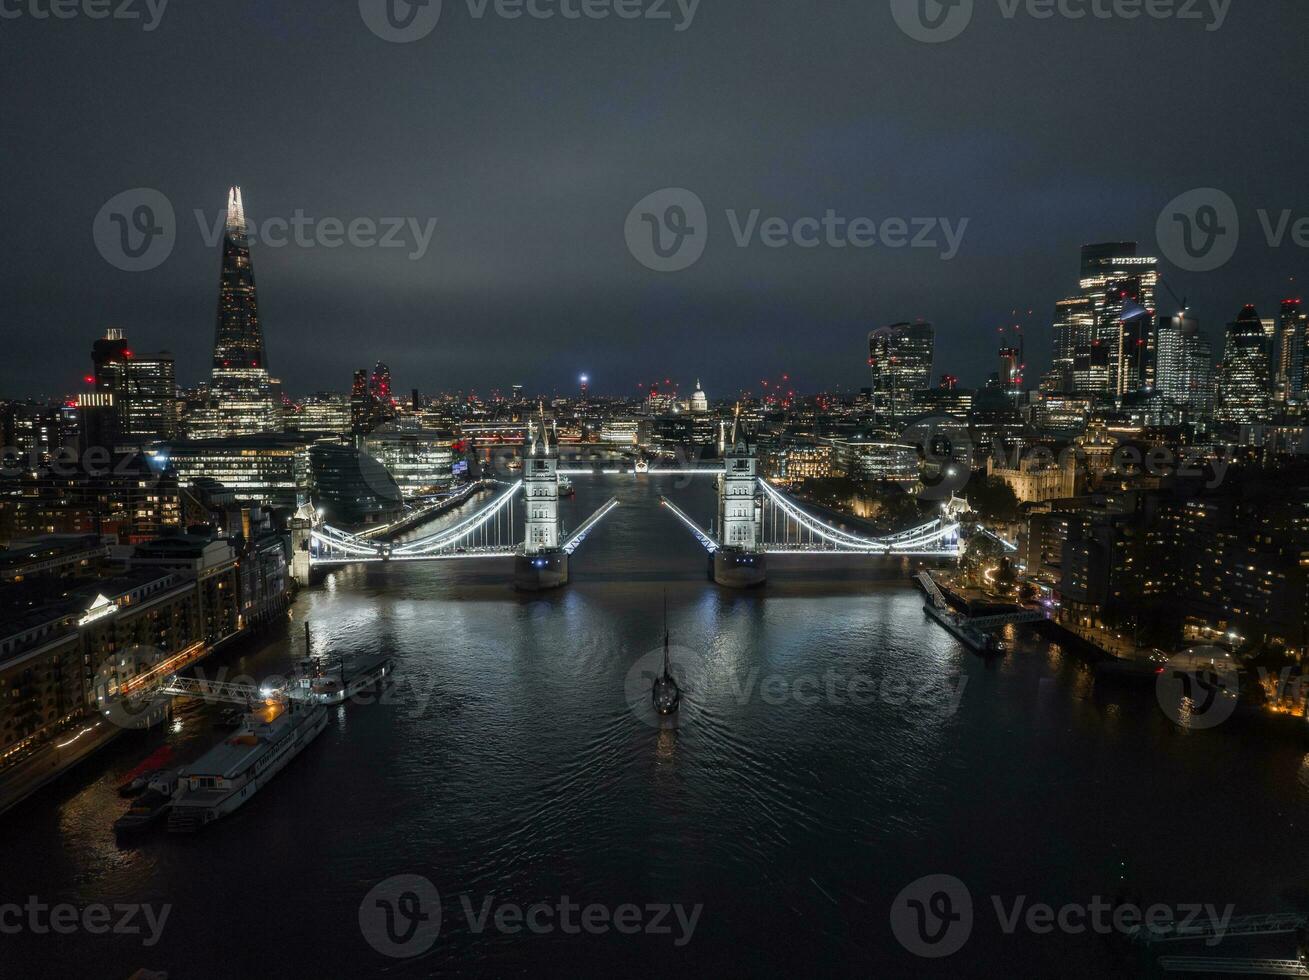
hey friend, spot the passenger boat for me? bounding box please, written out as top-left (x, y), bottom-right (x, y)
top-left (166, 701), bottom-right (327, 833)
top-left (558, 476), bottom-right (576, 498)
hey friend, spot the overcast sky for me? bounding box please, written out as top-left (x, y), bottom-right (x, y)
top-left (3, 0), bottom-right (1306, 400)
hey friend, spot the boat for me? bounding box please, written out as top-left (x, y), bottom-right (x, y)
top-left (558, 475), bottom-right (575, 498)
top-left (166, 700), bottom-right (328, 833)
top-left (116, 745), bottom-right (176, 796)
top-left (118, 769), bottom-right (163, 798)
top-left (651, 596), bottom-right (681, 724)
top-left (309, 654), bottom-right (395, 706)
top-left (635, 458), bottom-right (650, 474)
top-left (114, 769), bottom-right (181, 835)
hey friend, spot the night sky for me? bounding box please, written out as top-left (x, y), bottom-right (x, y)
top-left (3, 0), bottom-right (1306, 399)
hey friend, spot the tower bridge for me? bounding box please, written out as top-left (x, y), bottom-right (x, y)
top-left (296, 409), bottom-right (964, 591)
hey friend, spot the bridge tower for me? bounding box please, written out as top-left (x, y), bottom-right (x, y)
top-left (289, 501), bottom-right (316, 587)
top-left (514, 406), bottom-right (569, 591)
top-left (713, 408), bottom-right (766, 587)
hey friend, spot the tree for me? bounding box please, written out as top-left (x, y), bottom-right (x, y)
top-left (967, 475), bottom-right (1021, 525)
top-left (960, 534), bottom-right (1004, 587)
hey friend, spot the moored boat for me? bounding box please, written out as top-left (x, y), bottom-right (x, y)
top-left (166, 701), bottom-right (327, 833)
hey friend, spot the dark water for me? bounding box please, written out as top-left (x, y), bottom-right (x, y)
top-left (5, 476), bottom-right (1309, 978)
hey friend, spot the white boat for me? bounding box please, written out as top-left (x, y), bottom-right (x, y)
top-left (309, 655), bottom-right (395, 706)
top-left (167, 701), bottom-right (327, 833)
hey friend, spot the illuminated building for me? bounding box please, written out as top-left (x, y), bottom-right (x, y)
top-left (362, 423), bottom-right (455, 496)
top-left (1217, 305), bottom-right (1272, 426)
top-left (160, 436), bottom-right (311, 509)
top-left (308, 443), bottom-right (404, 527)
top-left (1275, 298), bottom-right (1305, 403)
top-left (868, 320), bottom-right (934, 424)
top-left (206, 187), bottom-right (280, 436)
top-left (291, 393), bottom-right (351, 438)
top-left (1055, 244), bottom-right (1158, 397)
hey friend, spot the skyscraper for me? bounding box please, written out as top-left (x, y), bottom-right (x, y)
top-left (1218, 305), bottom-right (1272, 425)
top-left (208, 187), bottom-right (279, 436)
top-left (86, 327), bottom-right (177, 447)
top-left (1274, 297), bottom-right (1305, 404)
top-left (1056, 243), bottom-right (1158, 398)
top-left (1045, 296), bottom-right (1094, 394)
top-left (868, 320), bottom-right (934, 424)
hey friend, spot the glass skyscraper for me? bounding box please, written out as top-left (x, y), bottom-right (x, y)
top-left (1218, 305), bottom-right (1272, 425)
top-left (1053, 243), bottom-right (1158, 399)
top-left (868, 320), bottom-right (935, 425)
top-left (206, 187), bottom-right (279, 436)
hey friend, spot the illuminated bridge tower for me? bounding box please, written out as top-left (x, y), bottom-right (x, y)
top-left (514, 407), bottom-right (569, 591)
top-left (713, 411), bottom-right (766, 588)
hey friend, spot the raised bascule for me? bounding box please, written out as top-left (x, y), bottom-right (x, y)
top-left (301, 409), bottom-right (620, 592)
top-left (298, 408), bottom-right (964, 591)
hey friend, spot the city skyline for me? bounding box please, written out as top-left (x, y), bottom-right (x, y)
top-left (5, 4), bottom-right (1307, 399)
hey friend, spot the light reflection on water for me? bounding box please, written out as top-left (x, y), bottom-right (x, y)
top-left (3, 476), bottom-right (1309, 978)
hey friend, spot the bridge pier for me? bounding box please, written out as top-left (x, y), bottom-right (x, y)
top-left (514, 550), bottom-right (569, 592)
top-left (712, 548), bottom-right (767, 588)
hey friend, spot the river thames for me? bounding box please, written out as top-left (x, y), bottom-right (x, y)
top-left (4, 475), bottom-right (1309, 977)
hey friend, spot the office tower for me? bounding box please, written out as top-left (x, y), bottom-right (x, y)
top-left (87, 328), bottom-right (177, 446)
top-left (1065, 243), bottom-right (1158, 397)
top-left (1217, 305), bottom-right (1272, 425)
top-left (1274, 297), bottom-right (1305, 403)
top-left (351, 369), bottom-right (372, 436)
top-left (370, 362), bottom-right (393, 404)
top-left (1046, 296), bottom-right (1094, 393)
top-left (999, 345), bottom-right (1023, 398)
top-left (868, 320), bottom-right (934, 424)
top-left (1116, 300), bottom-right (1155, 396)
top-left (1155, 312), bottom-right (1194, 407)
top-left (208, 187), bottom-right (279, 436)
